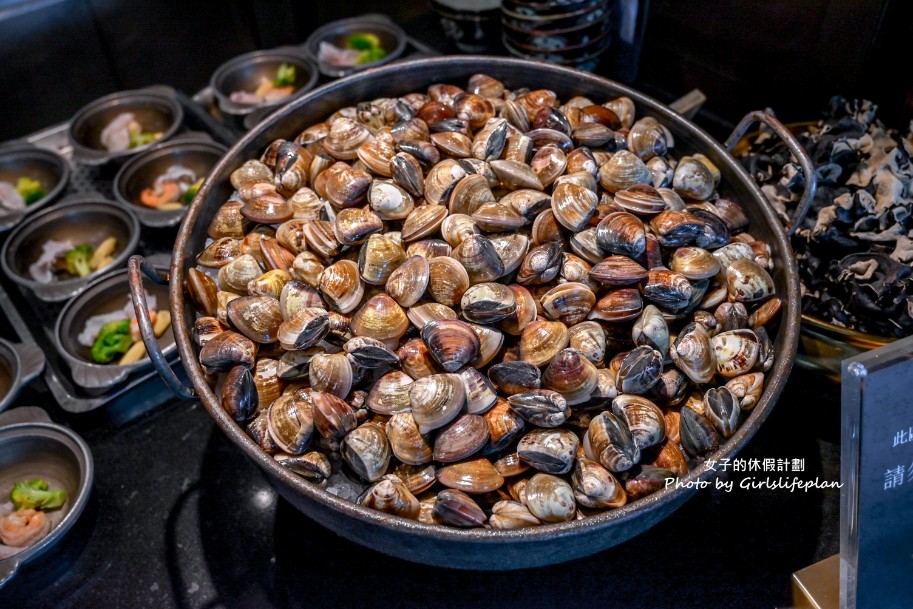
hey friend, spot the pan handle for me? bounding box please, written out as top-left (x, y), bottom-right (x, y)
top-left (128, 256), bottom-right (196, 399)
top-left (724, 110), bottom-right (817, 237)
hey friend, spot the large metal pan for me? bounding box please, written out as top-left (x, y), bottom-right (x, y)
top-left (130, 56), bottom-right (814, 569)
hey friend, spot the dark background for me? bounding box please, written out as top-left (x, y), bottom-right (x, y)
top-left (1, 0), bottom-right (910, 142)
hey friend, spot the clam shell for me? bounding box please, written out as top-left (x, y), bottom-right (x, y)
top-left (367, 371), bottom-right (415, 416)
top-left (448, 173), bottom-right (495, 216)
top-left (671, 321), bottom-right (715, 384)
top-left (673, 156), bottom-right (714, 200)
top-left (267, 394), bottom-right (314, 455)
top-left (369, 179), bottom-right (415, 220)
top-left (488, 361), bottom-right (541, 395)
top-left (402, 204), bottom-right (449, 242)
top-left (424, 159), bottom-right (466, 206)
top-left (507, 390), bottom-right (570, 428)
top-left (725, 258), bottom-right (775, 303)
top-left (567, 321), bottom-right (605, 365)
top-left (525, 473), bottom-right (576, 523)
top-left (584, 412), bottom-right (640, 473)
top-left (406, 238), bottom-right (452, 260)
top-left (599, 150), bottom-right (652, 193)
top-left (711, 329), bottom-right (760, 377)
top-left (342, 423), bottom-right (392, 482)
top-left (193, 316), bottom-right (227, 347)
top-left (482, 398), bottom-right (526, 455)
top-left (221, 365), bottom-right (258, 422)
top-left (301, 219), bottom-right (341, 259)
top-left (406, 302), bottom-right (457, 330)
top-left (218, 254), bottom-right (262, 293)
top-left (588, 288), bottom-right (643, 323)
top-left (275, 451), bottom-right (331, 485)
top-left (489, 500), bottom-right (541, 530)
top-left (319, 260), bottom-right (365, 314)
top-left (358, 233), bottom-right (406, 285)
top-left (471, 202), bottom-right (526, 232)
top-left (350, 294), bottom-right (409, 345)
top-left (311, 391), bottom-right (358, 442)
top-left (572, 458), bottom-right (626, 509)
top-left (460, 282), bottom-right (516, 324)
top-left (277, 307), bottom-right (330, 351)
top-left (409, 373), bottom-right (466, 434)
top-left (187, 268), bottom-right (218, 316)
top-left (433, 413), bottom-right (490, 462)
top-left (517, 241), bottom-right (563, 285)
top-left (489, 233), bottom-right (530, 277)
top-left (468, 323), bottom-right (504, 367)
top-left (520, 319), bottom-right (570, 367)
top-left (198, 237), bottom-right (241, 268)
top-left (248, 269), bottom-right (291, 300)
top-left (542, 348), bottom-right (598, 405)
top-left (611, 394), bottom-right (665, 450)
top-left (226, 296), bottom-right (283, 344)
top-left (436, 458), bottom-right (504, 494)
top-left (540, 282), bottom-right (596, 327)
top-left (596, 212), bottom-right (646, 258)
top-left (669, 246), bottom-right (721, 280)
top-left (642, 269), bottom-right (693, 312)
top-left (459, 366), bottom-right (498, 415)
top-left (440, 213), bottom-right (479, 248)
top-left (362, 475), bottom-right (420, 519)
top-left (498, 283), bottom-right (538, 335)
top-left (386, 412), bottom-right (434, 466)
top-left (309, 352), bottom-right (353, 398)
top-left (703, 386), bottom-right (741, 439)
top-left (432, 489), bottom-right (487, 527)
top-left (615, 346), bottom-right (663, 395)
top-left (334, 207), bottom-right (383, 245)
top-left (589, 256), bottom-right (648, 287)
top-left (679, 405), bottom-right (721, 458)
top-left (427, 256), bottom-right (470, 306)
top-left (344, 336), bottom-right (399, 369)
top-left (397, 338), bottom-right (442, 379)
top-left (421, 318), bottom-right (481, 372)
top-left (725, 372), bottom-right (764, 411)
top-left (552, 182), bottom-right (598, 232)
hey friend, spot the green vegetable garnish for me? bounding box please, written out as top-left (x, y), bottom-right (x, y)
top-left (91, 319), bottom-right (133, 364)
top-left (128, 130), bottom-right (160, 149)
top-left (347, 33), bottom-right (382, 51)
top-left (346, 33), bottom-right (386, 64)
top-left (16, 177), bottom-right (45, 205)
top-left (183, 178), bottom-right (204, 205)
top-left (65, 243), bottom-right (94, 278)
top-left (274, 63), bottom-right (296, 87)
top-left (11, 478), bottom-right (67, 511)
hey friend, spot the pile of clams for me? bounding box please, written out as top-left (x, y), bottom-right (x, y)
top-left (186, 74), bottom-right (781, 529)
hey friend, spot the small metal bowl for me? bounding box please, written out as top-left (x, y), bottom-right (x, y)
top-left (0, 421), bottom-right (93, 589)
top-left (0, 343), bottom-right (17, 413)
top-left (304, 15), bottom-right (408, 78)
top-left (54, 266), bottom-right (175, 391)
top-left (114, 139), bottom-right (227, 228)
top-left (68, 89), bottom-right (184, 166)
top-left (0, 199), bottom-right (141, 302)
top-left (211, 49), bottom-right (318, 128)
top-left (0, 146), bottom-right (70, 233)
top-left (0, 339), bottom-right (45, 414)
